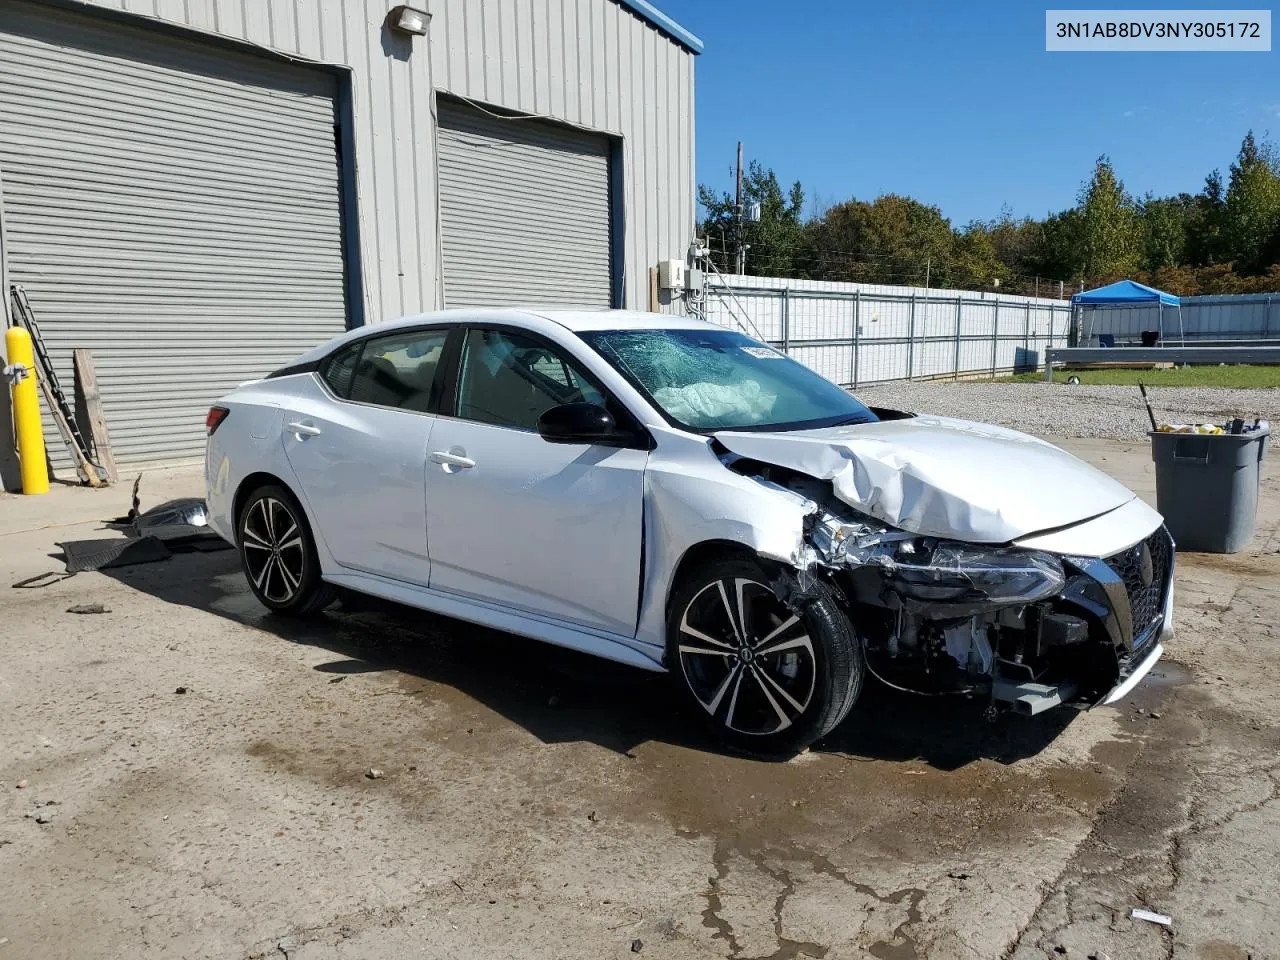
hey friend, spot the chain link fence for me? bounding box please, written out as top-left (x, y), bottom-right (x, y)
top-left (701, 274), bottom-right (1074, 387)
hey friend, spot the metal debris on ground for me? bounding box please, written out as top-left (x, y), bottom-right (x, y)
top-left (58, 536), bottom-right (171, 574)
top-left (66, 603), bottom-right (110, 615)
top-left (11, 571), bottom-right (75, 589)
top-left (108, 476), bottom-right (230, 550)
top-left (1131, 907), bottom-right (1172, 926)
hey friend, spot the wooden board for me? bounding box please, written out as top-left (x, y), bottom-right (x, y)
top-left (73, 349), bottom-right (117, 484)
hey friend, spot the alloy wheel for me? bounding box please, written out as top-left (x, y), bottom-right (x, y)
top-left (677, 577), bottom-right (817, 736)
top-left (241, 497), bottom-right (306, 604)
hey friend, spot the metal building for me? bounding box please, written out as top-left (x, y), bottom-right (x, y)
top-left (0, 0), bottom-right (700, 470)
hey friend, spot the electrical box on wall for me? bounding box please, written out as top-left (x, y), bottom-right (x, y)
top-left (658, 259), bottom-right (686, 291)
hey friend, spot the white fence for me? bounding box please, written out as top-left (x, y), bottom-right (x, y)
top-left (1080, 293), bottom-right (1280, 344)
top-left (702, 274), bottom-right (1073, 387)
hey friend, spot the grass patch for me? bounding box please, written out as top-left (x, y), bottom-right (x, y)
top-left (1000, 365), bottom-right (1280, 388)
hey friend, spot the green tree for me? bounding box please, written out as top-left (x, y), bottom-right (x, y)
top-left (1223, 131), bottom-right (1280, 272)
top-left (1186, 170), bottom-right (1227, 266)
top-left (952, 223), bottom-right (1007, 290)
top-left (1076, 156), bottom-right (1142, 283)
top-left (986, 210), bottom-right (1043, 278)
top-left (1140, 194), bottom-right (1192, 270)
top-left (693, 132), bottom-right (1280, 298)
top-left (808, 194), bottom-right (954, 285)
top-left (698, 161), bottom-right (809, 277)
top-left (1032, 208), bottom-right (1084, 284)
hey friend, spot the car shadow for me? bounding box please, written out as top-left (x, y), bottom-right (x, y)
top-left (98, 547), bottom-right (1077, 770)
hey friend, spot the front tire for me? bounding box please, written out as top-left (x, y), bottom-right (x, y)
top-left (237, 484), bottom-right (334, 616)
top-left (666, 556), bottom-right (863, 756)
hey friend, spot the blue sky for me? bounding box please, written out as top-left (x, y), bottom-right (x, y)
top-left (656, 1), bottom-right (1279, 225)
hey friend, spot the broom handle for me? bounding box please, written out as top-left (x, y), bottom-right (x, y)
top-left (1138, 383), bottom-right (1158, 432)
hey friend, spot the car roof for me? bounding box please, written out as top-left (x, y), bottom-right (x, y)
top-left (286, 308), bottom-right (731, 366)
top-left (528, 309), bottom-right (719, 332)
top-left (392, 308), bottom-right (721, 333)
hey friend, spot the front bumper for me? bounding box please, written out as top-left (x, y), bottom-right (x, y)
top-left (1099, 575), bottom-right (1174, 706)
top-left (986, 527), bottom-right (1175, 714)
top-left (1101, 641), bottom-right (1164, 705)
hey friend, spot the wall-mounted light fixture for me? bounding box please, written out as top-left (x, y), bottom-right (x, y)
top-left (387, 4), bottom-right (430, 37)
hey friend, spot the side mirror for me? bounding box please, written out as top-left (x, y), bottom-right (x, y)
top-left (537, 402), bottom-right (617, 444)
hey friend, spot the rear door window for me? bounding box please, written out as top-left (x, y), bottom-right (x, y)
top-left (322, 329), bottom-right (449, 413)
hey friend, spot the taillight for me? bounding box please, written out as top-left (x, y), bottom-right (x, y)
top-left (206, 406), bottom-right (230, 435)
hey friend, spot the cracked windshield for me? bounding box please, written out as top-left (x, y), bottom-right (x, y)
top-left (583, 328), bottom-right (877, 431)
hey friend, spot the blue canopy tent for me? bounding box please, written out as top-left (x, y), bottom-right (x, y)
top-left (1071, 279), bottom-right (1184, 347)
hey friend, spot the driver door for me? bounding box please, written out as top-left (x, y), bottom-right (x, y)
top-left (424, 327), bottom-right (648, 637)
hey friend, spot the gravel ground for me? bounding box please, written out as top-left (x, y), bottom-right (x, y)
top-left (857, 380), bottom-right (1280, 440)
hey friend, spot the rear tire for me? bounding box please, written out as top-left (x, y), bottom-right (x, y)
top-left (666, 555), bottom-right (863, 757)
top-left (237, 483), bottom-right (334, 617)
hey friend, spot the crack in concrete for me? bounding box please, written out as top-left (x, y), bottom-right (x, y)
top-left (1002, 706), bottom-right (1280, 959)
top-left (999, 721), bottom-right (1170, 959)
top-left (700, 836), bottom-right (744, 958)
top-left (692, 833), bottom-right (925, 960)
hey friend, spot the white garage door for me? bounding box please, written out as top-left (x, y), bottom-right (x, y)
top-left (437, 98), bottom-right (614, 310)
top-left (0, 1), bottom-right (349, 467)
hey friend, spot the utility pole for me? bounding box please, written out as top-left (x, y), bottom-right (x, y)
top-left (734, 141), bottom-right (745, 276)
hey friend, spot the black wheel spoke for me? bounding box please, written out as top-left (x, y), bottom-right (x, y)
top-left (753, 614), bottom-right (800, 649)
top-left (747, 665), bottom-right (795, 731)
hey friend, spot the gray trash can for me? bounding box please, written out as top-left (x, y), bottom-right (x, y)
top-left (1149, 426), bottom-right (1270, 553)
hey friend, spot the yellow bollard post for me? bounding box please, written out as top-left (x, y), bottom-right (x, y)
top-left (5, 326), bottom-right (49, 495)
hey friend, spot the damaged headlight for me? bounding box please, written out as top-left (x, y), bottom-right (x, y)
top-left (806, 512), bottom-right (1065, 607)
top-left (879, 540), bottom-right (1066, 605)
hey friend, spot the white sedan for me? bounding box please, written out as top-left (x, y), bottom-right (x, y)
top-left (205, 310), bottom-right (1172, 754)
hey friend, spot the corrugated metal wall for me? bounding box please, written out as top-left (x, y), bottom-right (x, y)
top-left (1, 0), bottom-right (349, 466)
top-left (705, 275), bottom-right (1073, 386)
top-left (435, 99), bottom-right (613, 309)
top-left (1080, 294), bottom-right (1280, 343)
top-left (61, 0), bottom-right (695, 322)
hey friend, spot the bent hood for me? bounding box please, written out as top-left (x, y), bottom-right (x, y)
top-left (715, 415), bottom-right (1135, 544)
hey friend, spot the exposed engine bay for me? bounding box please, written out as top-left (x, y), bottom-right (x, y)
top-left (716, 439), bottom-right (1173, 716)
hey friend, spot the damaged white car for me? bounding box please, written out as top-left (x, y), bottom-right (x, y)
top-left (205, 311), bottom-right (1172, 753)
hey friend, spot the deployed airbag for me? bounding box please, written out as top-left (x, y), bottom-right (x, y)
top-left (654, 380), bottom-right (776, 425)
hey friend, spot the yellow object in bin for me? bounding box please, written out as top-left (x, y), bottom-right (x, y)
top-left (1156, 422), bottom-right (1224, 435)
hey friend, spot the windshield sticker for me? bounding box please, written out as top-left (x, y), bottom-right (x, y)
top-left (741, 346), bottom-right (785, 359)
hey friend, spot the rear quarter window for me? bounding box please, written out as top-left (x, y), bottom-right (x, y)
top-left (320, 344), bottom-right (360, 398)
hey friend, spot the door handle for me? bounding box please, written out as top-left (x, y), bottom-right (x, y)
top-left (429, 450), bottom-right (475, 469)
top-left (287, 421), bottom-right (322, 438)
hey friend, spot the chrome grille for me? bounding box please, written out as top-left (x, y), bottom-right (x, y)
top-left (1105, 527), bottom-right (1172, 645)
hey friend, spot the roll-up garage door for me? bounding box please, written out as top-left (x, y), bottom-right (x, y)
top-left (437, 98), bottom-right (614, 310)
top-left (0, 1), bottom-right (349, 467)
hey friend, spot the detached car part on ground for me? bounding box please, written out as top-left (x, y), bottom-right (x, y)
top-left (205, 311), bottom-right (1172, 755)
